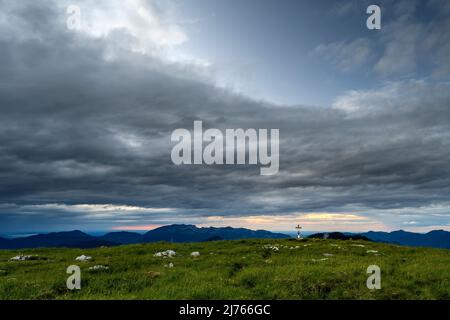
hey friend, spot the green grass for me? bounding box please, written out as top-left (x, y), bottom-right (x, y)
top-left (0, 238), bottom-right (449, 300)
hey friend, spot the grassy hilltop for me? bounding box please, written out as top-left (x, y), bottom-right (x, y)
top-left (0, 238), bottom-right (449, 300)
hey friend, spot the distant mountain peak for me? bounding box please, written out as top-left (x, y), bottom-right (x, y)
top-left (107, 231), bottom-right (139, 235)
top-left (142, 224), bottom-right (289, 243)
top-left (59, 230), bottom-right (86, 235)
top-left (391, 230), bottom-right (412, 234)
top-left (427, 229), bottom-right (446, 234)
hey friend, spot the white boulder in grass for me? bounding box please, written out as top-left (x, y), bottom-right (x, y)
top-left (190, 251), bottom-right (200, 257)
top-left (311, 258), bottom-right (328, 262)
top-left (166, 250), bottom-right (176, 257)
top-left (10, 255), bottom-right (39, 261)
top-left (262, 245), bottom-right (279, 251)
top-left (366, 250), bottom-right (379, 253)
top-left (10, 255), bottom-right (23, 261)
top-left (154, 250), bottom-right (176, 258)
top-left (89, 265), bottom-right (109, 271)
top-left (75, 255), bottom-right (92, 261)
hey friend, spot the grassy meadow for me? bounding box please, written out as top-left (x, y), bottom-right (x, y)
top-left (0, 238), bottom-right (449, 300)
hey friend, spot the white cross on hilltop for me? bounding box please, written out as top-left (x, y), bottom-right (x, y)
top-left (296, 224), bottom-right (303, 240)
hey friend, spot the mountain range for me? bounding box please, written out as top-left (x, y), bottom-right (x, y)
top-left (0, 224), bottom-right (289, 249)
top-left (0, 230), bottom-right (115, 249)
top-left (1, 225), bottom-right (449, 249)
top-left (359, 230), bottom-right (450, 249)
top-left (305, 230), bottom-right (450, 249)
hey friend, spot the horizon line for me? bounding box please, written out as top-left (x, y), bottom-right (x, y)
top-left (2, 223), bottom-right (449, 238)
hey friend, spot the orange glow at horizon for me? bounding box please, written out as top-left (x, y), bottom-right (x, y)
top-left (197, 213), bottom-right (390, 232)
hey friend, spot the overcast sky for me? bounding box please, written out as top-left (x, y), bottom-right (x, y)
top-left (1, 0), bottom-right (450, 234)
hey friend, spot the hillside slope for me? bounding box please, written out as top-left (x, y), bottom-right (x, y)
top-left (0, 238), bottom-right (449, 300)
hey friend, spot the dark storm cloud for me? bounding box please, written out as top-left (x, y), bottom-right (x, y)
top-left (0, 1), bottom-right (450, 231)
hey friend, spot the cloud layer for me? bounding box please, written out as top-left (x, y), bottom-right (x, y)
top-left (318, 0), bottom-right (450, 79)
top-left (0, 1), bottom-right (449, 232)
